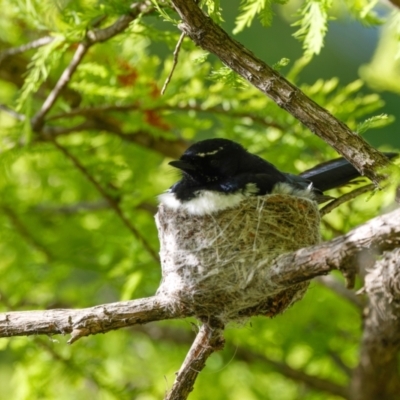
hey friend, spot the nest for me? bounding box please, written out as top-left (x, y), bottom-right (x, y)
top-left (156, 193), bottom-right (320, 322)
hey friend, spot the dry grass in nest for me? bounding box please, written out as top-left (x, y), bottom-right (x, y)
top-left (156, 194), bottom-right (321, 322)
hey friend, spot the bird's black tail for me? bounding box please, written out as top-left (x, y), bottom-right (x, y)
top-left (299, 152), bottom-right (398, 192)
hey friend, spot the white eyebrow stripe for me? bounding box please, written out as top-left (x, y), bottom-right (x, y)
top-left (196, 147), bottom-right (224, 157)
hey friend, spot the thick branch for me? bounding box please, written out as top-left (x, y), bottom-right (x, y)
top-left (0, 296), bottom-right (184, 344)
top-left (170, 0), bottom-right (391, 184)
top-left (350, 249), bottom-right (400, 400)
top-left (1, 208), bottom-right (398, 346)
top-left (165, 322), bottom-right (225, 400)
top-left (268, 207), bottom-right (400, 290)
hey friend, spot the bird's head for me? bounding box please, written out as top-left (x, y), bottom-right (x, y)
top-left (169, 138), bottom-right (246, 184)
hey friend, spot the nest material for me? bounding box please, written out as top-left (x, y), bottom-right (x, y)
top-left (156, 194), bottom-right (320, 322)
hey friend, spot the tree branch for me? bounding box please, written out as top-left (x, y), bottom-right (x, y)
top-left (48, 137), bottom-right (159, 262)
top-left (0, 296), bottom-right (183, 344)
top-left (169, 0), bottom-right (392, 184)
top-left (1, 208), bottom-right (399, 343)
top-left (268, 207), bottom-right (400, 290)
top-left (0, 36), bottom-right (54, 62)
top-left (41, 117), bottom-right (188, 159)
top-left (320, 184), bottom-right (375, 216)
top-left (31, 1), bottom-right (154, 130)
top-left (350, 249), bottom-right (400, 400)
top-left (32, 43), bottom-right (89, 130)
top-left (33, 200), bottom-right (157, 215)
top-left (161, 32), bottom-right (186, 95)
top-left (36, 337), bottom-right (123, 396)
top-left (134, 324), bottom-right (349, 398)
top-left (165, 322), bottom-right (225, 400)
top-left (236, 346), bottom-right (349, 398)
top-left (47, 103), bottom-right (285, 130)
top-left (1, 205), bottom-right (52, 261)
top-left (315, 276), bottom-right (364, 309)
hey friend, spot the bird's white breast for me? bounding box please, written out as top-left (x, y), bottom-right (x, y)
top-left (158, 182), bottom-right (315, 216)
top-left (158, 183), bottom-right (259, 215)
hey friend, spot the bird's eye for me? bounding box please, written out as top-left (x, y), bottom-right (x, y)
top-left (210, 160), bottom-right (221, 168)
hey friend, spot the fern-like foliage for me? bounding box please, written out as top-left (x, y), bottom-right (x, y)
top-left (15, 36), bottom-right (69, 113)
top-left (292, 0), bottom-right (331, 56)
top-left (343, 0), bottom-right (383, 26)
top-left (233, 0), bottom-right (289, 34)
top-left (356, 114), bottom-right (392, 134)
top-left (209, 65), bottom-right (248, 88)
top-left (201, 0), bottom-right (223, 23)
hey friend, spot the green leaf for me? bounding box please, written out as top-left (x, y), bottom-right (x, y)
top-left (201, 0), bottom-right (224, 23)
top-left (292, 0), bottom-right (332, 56)
top-left (150, 0), bottom-right (179, 24)
top-left (273, 57), bottom-right (290, 71)
top-left (343, 0), bottom-right (384, 26)
top-left (233, 0), bottom-right (272, 34)
top-left (209, 66), bottom-right (247, 88)
top-left (356, 114), bottom-right (394, 134)
top-left (15, 36), bottom-right (68, 114)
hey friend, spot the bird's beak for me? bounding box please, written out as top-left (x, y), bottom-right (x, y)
top-left (169, 160), bottom-right (196, 172)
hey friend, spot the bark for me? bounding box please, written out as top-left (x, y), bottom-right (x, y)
top-left (169, 0), bottom-right (392, 185)
top-left (0, 296), bottom-right (184, 344)
top-left (165, 322), bottom-right (225, 400)
top-left (1, 207), bottom-right (399, 347)
top-left (350, 249), bottom-right (400, 400)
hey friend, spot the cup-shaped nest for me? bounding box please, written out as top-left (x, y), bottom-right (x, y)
top-left (156, 194), bottom-right (320, 322)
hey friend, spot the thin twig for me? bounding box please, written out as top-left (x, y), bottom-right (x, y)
top-left (31, 1), bottom-right (154, 130)
top-left (41, 120), bottom-right (188, 159)
top-left (320, 184), bottom-right (375, 216)
top-left (36, 337), bottom-right (125, 396)
top-left (32, 43), bottom-right (89, 130)
top-left (0, 36), bottom-right (54, 62)
top-left (2, 205), bottom-right (52, 261)
top-left (327, 349), bottom-right (353, 377)
top-left (41, 121), bottom-right (99, 136)
top-left (33, 200), bottom-right (157, 215)
top-left (236, 346), bottom-right (350, 398)
top-left (0, 104), bottom-right (26, 121)
top-left (33, 200), bottom-right (110, 214)
top-left (46, 103), bottom-right (284, 129)
top-left (161, 32), bottom-right (185, 95)
top-left (315, 275), bottom-right (364, 309)
top-left (134, 324), bottom-right (350, 397)
top-left (165, 323), bottom-right (225, 400)
top-left (49, 137), bottom-right (159, 262)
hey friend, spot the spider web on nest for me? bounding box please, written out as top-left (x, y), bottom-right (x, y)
top-left (156, 193), bottom-right (321, 322)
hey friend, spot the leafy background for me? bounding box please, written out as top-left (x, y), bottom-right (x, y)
top-left (0, 0), bottom-right (399, 399)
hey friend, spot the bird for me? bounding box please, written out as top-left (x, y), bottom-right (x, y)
top-left (159, 138), bottom-right (396, 215)
top-left (156, 139), bottom-right (396, 319)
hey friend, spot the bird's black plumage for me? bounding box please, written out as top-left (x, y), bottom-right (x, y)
top-left (159, 138), bottom-right (396, 215)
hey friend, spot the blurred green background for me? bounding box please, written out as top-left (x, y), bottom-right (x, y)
top-left (0, 1), bottom-right (399, 399)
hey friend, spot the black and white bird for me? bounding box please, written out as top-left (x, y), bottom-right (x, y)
top-left (159, 138), bottom-right (395, 215)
